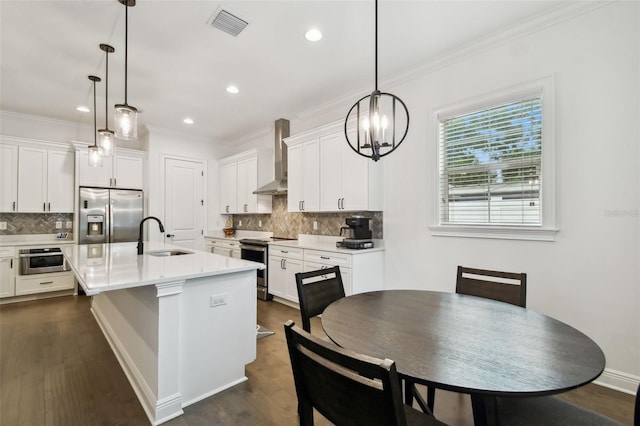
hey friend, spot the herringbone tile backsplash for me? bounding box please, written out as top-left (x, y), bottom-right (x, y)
top-left (229, 196), bottom-right (382, 239)
top-left (0, 213), bottom-right (74, 236)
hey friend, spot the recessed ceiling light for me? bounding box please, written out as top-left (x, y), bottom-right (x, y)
top-left (183, 118), bottom-right (194, 124)
top-left (305, 28), bottom-right (323, 42)
top-left (76, 106), bottom-right (90, 113)
top-left (226, 85), bottom-right (239, 94)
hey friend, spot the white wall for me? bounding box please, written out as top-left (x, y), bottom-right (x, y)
top-left (381, 2), bottom-right (638, 391)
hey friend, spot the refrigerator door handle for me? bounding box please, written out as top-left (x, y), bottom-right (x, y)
top-left (107, 204), bottom-right (114, 242)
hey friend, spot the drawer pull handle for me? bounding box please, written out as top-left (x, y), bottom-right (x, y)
top-left (40, 281), bottom-right (54, 285)
top-left (281, 250), bottom-right (288, 254)
top-left (320, 256), bottom-right (330, 260)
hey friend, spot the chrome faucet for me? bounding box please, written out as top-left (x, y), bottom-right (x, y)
top-left (137, 216), bottom-right (165, 255)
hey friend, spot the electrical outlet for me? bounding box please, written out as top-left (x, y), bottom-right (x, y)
top-left (258, 220), bottom-right (262, 227)
top-left (55, 221), bottom-right (63, 229)
top-left (65, 221), bottom-right (73, 229)
top-left (0, 222), bottom-right (6, 230)
top-left (313, 221), bottom-right (318, 230)
top-left (238, 220), bottom-right (242, 227)
top-left (210, 293), bottom-right (228, 307)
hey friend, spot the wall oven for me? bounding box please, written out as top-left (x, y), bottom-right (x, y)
top-left (19, 248), bottom-right (69, 275)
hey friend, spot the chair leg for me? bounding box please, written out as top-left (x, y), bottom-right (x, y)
top-left (298, 400), bottom-right (314, 426)
top-left (404, 380), bottom-right (414, 406)
top-left (427, 387), bottom-right (436, 413)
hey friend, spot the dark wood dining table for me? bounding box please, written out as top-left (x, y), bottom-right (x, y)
top-left (320, 290), bottom-right (606, 426)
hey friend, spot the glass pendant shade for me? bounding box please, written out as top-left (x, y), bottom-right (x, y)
top-left (114, 104), bottom-right (138, 140)
top-left (98, 129), bottom-right (115, 156)
top-left (88, 145), bottom-right (103, 167)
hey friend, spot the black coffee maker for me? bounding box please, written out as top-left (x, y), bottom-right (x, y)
top-left (337, 216), bottom-right (373, 249)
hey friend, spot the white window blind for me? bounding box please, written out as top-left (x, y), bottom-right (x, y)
top-left (439, 97), bottom-right (542, 226)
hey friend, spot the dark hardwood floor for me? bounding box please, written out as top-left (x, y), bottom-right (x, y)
top-left (0, 296), bottom-right (635, 425)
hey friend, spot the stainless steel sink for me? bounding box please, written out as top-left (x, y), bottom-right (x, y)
top-left (146, 249), bottom-right (193, 257)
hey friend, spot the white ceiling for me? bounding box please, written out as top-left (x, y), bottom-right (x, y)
top-left (1, 0), bottom-right (572, 145)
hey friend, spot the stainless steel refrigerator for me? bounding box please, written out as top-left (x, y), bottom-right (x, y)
top-left (79, 187), bottom-right (144, 244)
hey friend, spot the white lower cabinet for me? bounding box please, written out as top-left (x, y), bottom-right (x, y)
top-left (15, 271), bottom-right (75, 296)
top-left (268, 245), bottom-right (303, 302)
top-left (0, 247), bottom-right (16, 298)
top-left (268, 244), bottom-right (383, 304)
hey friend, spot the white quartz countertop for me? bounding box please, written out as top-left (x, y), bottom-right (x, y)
top-left (204, 230), bottom-right (273, 240)
top-left (63, 241), bottom-right (264, 296)
top-left (268, 234), bottom-right (385, 254)
top-left (0, 234), bottom-right (76, 247)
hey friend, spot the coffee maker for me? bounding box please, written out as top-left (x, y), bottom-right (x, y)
top-left (337, 216), bottom-right (374, 249)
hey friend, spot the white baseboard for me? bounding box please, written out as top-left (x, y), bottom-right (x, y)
top-left (594, 368), bottom-right (639, 395)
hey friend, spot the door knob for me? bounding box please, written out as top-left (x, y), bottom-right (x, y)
top-left (166, 234), bottom-right (174, 238)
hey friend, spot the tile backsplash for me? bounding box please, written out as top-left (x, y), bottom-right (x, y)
top-left (230, 195), bottom-right (382, 239)
top-left (0, 213), bottom-right (74, 236)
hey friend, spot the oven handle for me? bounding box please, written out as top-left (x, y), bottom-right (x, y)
top-left (19, 252), bottom-right (63, 258)
top-left (240, 244), bottom-right (266, 252)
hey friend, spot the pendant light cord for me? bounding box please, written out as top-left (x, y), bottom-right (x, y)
top-left (93, 80), bottom-right (97, 146)
top-left (124, 3), bottom-right (128, 105)
top-left (105, 50), bottom-right (109, 127)
top-left (374, 0), bottom-right (378, 92)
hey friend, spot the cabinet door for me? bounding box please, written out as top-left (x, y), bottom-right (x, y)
top-left (114, 155), bottom-right (143, 189)
top-left (0, 257), bottom-right (16, 298)
top-left (219, 162), bottom-right (237, 214)
top-left (237, 157), bottom-right (257, 213)
top-left (319, 132), bottom-right (343, 211)
top-left (301, 140), bottom-right (320, 211)
top-left (340, 144), bottom-right (369, 211)
top-left (79, 151), bottom-right (114, 187)
top-left (47, 150), bottom-right (75, 212)
top-left (268, 256), bottom-right (285, 297)
top-left (283, 257), bottom-right (303, 302)
top-left (18, 146), bottom-right (47, 212)
top-left (287, 144), bottom-right (304, 212)
top-left (0, 144), bottom-right (18, 212)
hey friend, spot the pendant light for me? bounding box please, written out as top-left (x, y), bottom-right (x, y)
top-left (114, 0), bottom-right (138, 140)
top-left (344, 0), bottom-right (409, 162)
top-left (88, 75), bottom-right (103, 167)
top-left (98, 44), bottom-right (116, 156)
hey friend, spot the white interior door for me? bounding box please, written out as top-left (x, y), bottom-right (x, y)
top-left (164, 158), bottom-right (204, 250)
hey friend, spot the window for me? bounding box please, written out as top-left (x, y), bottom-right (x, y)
top-left (430, 79), bottom-right (557, 241)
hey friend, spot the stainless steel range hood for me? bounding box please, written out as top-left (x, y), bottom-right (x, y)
top-left (253, 118), bottom-right (290, 195)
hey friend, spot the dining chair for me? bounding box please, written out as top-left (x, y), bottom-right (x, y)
top-left (295, 266), bottom-right (345, 333)
top-left (284, 320), bottom-right (447, 426)
top-left (455, 265), bottom-right (527, 308)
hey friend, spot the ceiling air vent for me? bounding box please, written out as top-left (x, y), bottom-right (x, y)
top-left (209, 9), bottom-right (248, 37)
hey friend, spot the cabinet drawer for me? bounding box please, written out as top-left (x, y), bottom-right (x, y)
top-left (209, 238), bottom-right (240, 250)
top-left (304, 249), bottom-right (351, 268)
top-left (16, 272), bottom-right (74, 296)
top-left (0, 247), bottom-right (15, 257)
top-left (269, 245), bottom-right (303, 260)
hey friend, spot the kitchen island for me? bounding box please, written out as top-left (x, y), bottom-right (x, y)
top-left (63, 241), bottom-right (264, 425)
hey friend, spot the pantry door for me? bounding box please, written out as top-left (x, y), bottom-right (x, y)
top-left (164, 158), bottom-right (205, 250)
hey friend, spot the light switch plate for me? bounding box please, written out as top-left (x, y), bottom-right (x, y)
top-left (65, 221), bottom-right (73, 228)
top-left (0, 222), bottom-right (6, 230)
top-left (55, 221), bottom-right (63, 229)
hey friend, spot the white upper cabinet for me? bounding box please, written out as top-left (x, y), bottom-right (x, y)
top-left (78, 148), bottom-right (144, 189)
top-left (0, 144), bottom-right (19, 212)
top-left (218, 149), bottom-right (271, 215)
top-left (17, 146), bottom-right (74, 213)
top-left (287, 120), bottom-right (383, 213)
top-left (287, 138), bottom-right (320, 212)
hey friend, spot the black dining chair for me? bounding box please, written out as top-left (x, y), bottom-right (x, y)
top-left (284, 320), bottom-right (447, 426)
top-left (408, 266), bottom-right (528, 414)
top-left (295, 266), bottom-right (345, 333)
top-left (455, 265), bottom-right (527, 307)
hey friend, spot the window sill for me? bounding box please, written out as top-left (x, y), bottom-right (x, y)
top-left (429, 225), bottom-right (558, 242)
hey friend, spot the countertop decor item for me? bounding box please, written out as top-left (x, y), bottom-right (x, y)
top-left (88, 75), bottom-right (103, 167)
top-left (223, 228), bottom-right (236, 236)
top-left (114, 0), bottom-right (138, 140)
top-left (344, 0), bottom-right (409, 162)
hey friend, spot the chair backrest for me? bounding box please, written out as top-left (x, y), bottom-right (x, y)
top-left (295, 266), bottom-right (345, 332)
top-left (284, 320), bottom-right (408, 426)
top-left (456, 266), bottom-right (527, 308)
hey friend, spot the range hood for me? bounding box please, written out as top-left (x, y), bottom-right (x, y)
top-left (253, 118), bottom-right (290, 195)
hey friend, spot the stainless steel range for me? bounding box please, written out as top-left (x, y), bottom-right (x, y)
top-left (239, 237), bottom-right (295, 300)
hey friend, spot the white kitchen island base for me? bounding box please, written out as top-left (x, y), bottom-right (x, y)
top-left (90, 270), bottom-right (256, 425)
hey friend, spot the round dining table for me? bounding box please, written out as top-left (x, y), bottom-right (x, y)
top-left (320, 290), bottom-right (606, 426)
